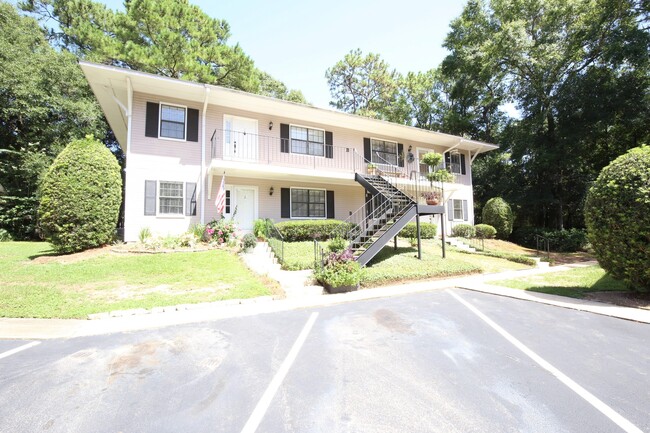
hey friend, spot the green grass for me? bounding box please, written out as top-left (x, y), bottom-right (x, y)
top-left (0, 242), bottom-right (272, 319)
top-left (488, 265), bottom-right (629, 298)
top-left (283, 238), bottom-right (532, 286)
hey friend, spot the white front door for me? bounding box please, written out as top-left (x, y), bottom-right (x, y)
top-left (224, 116), bottom-right (258, 161)
top-left (234, 187), bottom-right (256, 231)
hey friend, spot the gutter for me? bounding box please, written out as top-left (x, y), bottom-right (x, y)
top-left (200, 86), bottom-right (210, 225)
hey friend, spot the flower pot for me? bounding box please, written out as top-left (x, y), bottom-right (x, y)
top-left (426, 199), bottom-right (439, 205)
top-left (323, 282), bottom-right (359, 294)
top-left (367, 167), bottom-right (376, 175)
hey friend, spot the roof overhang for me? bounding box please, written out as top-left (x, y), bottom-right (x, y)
top-left (79, 61), bottom-right (500, 154)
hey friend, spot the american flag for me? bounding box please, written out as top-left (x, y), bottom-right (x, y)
top-left (215, 173), bottom-right (226, 215)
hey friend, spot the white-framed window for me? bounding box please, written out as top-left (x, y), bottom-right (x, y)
top-left (448, 153), bottom-right (462, 174)
top-left (290, 125), bottom-right (325, 156)
top-left (450, 199), bottom-right (467, 221)
top-left (291, 188), bottom-right (326, 218)
top-left (160, 104), bottom-right (186, 140)
top-left (371, 138), bottom-right (398, 165)
top-left (159, 181), bottom-right (184, 215)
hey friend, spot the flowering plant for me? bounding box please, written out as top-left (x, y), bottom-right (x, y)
top-left (315, 249), bottom-right (364, 287)
top-left (204, 218), bottom-right (238, 245)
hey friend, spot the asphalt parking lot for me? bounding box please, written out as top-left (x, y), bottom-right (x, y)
top-left (1, 289), bottom-right (648, 433)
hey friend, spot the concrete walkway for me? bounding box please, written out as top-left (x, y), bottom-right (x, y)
top-left (1, 260), bottom-right (648, 340)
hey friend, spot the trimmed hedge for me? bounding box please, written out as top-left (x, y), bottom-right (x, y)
top-left (399, 222), bottom-right (437, 239)
top-left (510, 227), bottom-right (588, 252)
top-left (275, 219), bottom-right (353, 242)
top-left (38, 136), bottom-right (122, 253)
top-left (452, 223), bottom-right (475, 238)
top-left (482, 197), bottom-right (514, 240)
top-left (585, 146), bottom-right (650, 291)
top-left (474, 224), bottom-right (497, 239)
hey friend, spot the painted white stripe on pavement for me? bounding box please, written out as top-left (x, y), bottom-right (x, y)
top-left (240, 312), bottom-right (319, 433)
top-left (449, 290), bottom-right (643, 433)
top-left (0, 341), bottom-right (41, 360)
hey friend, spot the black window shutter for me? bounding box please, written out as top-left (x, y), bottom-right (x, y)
top-left (444, 152), bottom-right (451, 170)
top-left (185, 182), bottom-right (197, 216)
top-left (281, 188), bottom-right (290, 218)
top-left (364, 138), bottom-right (371, 161)
top-left (325, 131), bottom-right (333, 159)
top-left (326, 191), bottom-right (335, 219)
top-left (463, 200), bottom-right (468, 221)
top-left (280, 124), bottom-right (290, 153)
top-left (448, 199), bottom-right (454, 221)
top-left (398, 143), bottom-right (404, 167)
top-left (460, 153), bottom-right (466, 175)
top-left (187, 108), bottom-right (199, 142)
top-left (144, 180), bottom-right (157, 215)
top-left (145, 102), bottom-right (159, 138)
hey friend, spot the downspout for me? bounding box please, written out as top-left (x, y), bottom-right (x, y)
top-left (200, 86), bottom-right (210, 224)
top-left (124, 77), bottom-right (133, 241)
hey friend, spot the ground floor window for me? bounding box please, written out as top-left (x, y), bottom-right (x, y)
top-left (291, 188), bottom-right (326, 218)
top-left (450, 199), bottom-right (468, 221)
top-left (159, 181), bottom-right (184, 215)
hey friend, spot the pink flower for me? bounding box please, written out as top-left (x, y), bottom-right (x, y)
top-left (219, 237), bottom-right (224, 243)
top-left (218, 230), bottom-right (223, 235)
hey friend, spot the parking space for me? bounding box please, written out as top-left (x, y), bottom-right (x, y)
top-left (0, 289), bottom-right (648, 432)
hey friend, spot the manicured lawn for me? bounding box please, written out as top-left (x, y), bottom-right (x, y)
top-left (283, 238), bottom-right (532, 286)
top-left (0, 242), bottom-right (274, 319)
top-left (488, 265), bottom-right (629, 298)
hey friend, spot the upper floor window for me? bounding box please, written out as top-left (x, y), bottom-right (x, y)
top-left (160, 104), bottom-right (186, 140)
top-left (371, 138), bottom-right (398, 165)
top-left (159, 181), bottom-right (184, 215)
top-left (291, 126), bottom-right (324, 156)
top-left (448, 153), bottom-right (462, 174)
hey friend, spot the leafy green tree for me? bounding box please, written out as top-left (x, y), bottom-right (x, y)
top-left (39, 136), bottom-right (122, 253)
top-left (446, 0), bottom-right (649, 230)
top-left (257, 71), bottom-right (307, 104)
top-left (326, 49), bottom-right (400, 119)
top-left (0, 1), bottom-right (107, 239)
top-left (585, 146), bottom-right (650, 291)
top-left (482, 197), bottom-right (514, 240)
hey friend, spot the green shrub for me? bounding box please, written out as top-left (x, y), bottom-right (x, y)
top-left (139, 227), bottom-right (152, 243)
top-left (189, 223), bottom-right (206, 240)
top-left (585, 146), bottom-right (650, 291)
top-left (452, 223), bottom-right (475, 238)
top-left (241, 233), bottom-right (257, 250)
top-left (253, 219), bottom-right (268, 239)
top-left (482, 197), bottom-right (514, 240)
top-left (315, 250), bottom-right (363, 287)
top-left (474, 224), bottom-right (496, 239)
top-left (204, 218), bottom-right (238, 244)
top-left (328, 236), bottom-right (347, 252)
top-left (38, 136), bottom-right (122, 253)
top-left (0, 196), bottom-right (39, 240)
top-left (399, 222), bottom-right (437, 239)
top-left (275, 219), bottom-right (352, 241)
top-left (0, 228), bottom-right (12, 242)
top-left (510, 227), bottom-right (588, 252)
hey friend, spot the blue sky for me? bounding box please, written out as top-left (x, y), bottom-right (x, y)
top-left (95, 0), bottom-right (467, 109)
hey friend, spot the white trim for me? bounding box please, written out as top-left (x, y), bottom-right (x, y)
top-left (159, 102), bottom-right (187, 141)
top-left (289, 187), bottom-right (327, 219)
top-left (200, 87), bottom-right (210, 224)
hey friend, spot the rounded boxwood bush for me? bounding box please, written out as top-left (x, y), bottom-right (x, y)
top-left (38, 136), bottom-right (122, 253)
top-left (482, 197), bottom-right (514, 240)
top-left (585, 146), bottom-right (650, 291)
top-left (451, 223), bottom-right (475, 238)
top-left (399, 222), bottom-right (437, 239)
top-left (474, 224), bottom-right (497, 239)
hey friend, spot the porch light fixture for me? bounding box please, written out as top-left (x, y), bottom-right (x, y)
top-left (268, 121), bottom-right (273, 130)
top-left (269, 186), bottom-right (274, 196)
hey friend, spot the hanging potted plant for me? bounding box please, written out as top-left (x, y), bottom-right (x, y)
top-left (315, 249), bottom-right (364, 293)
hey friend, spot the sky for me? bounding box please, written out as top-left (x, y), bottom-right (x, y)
top-left (94, 0), bottom-right (467, 109)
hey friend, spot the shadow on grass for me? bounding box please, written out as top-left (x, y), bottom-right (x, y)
top-left (524, 286), bottom-right (586, 298)
top-left (28, 248), bottom-right (58, 261)
top-left (366, 245), bottom-right (418, 266)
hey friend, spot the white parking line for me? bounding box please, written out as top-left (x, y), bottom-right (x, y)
top-left (449, 290), bottom-right (643, 433)
top-left (0, 341), bottom-right (41, 360)
top-left (240, 312), bottom-right (318, 433)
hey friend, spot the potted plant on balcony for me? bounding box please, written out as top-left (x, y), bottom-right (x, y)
top-left (315, 249), bottom-right (364, 294)
top-left (421, 152), bottom-right (454, 183)
top-left (367, 162), bottom-right (377, 175)
top-left (421, 190), bottom-right (441, 205)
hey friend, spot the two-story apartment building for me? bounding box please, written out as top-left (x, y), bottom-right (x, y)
top-left (80, 62), bottom-right (498, 246)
